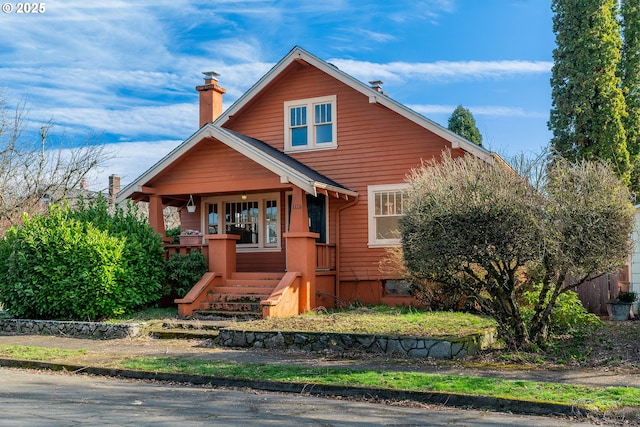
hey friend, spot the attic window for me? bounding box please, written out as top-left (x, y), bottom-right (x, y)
top-left (284, 95), bottom-right (337, 152)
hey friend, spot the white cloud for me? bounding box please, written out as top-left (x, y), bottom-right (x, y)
top-left (37, 103), bottom-right (197, 139)
top-left (85, 139), bottom-right (181, 191)
top-left (1, 1), bottom-right (552, 185)
top-left (407, 104), bottom-right (547, 119)
top-left (351, 29), bottom-right (396, 43)
top-left (328, 59), bottom-right (553, 83)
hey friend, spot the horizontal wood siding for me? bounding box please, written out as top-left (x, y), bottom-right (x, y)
top-left (149, 139), bottom-right (286, 195)
top-left (226, 62), bottom-right (461, 282)
top-left (180, 206), bottom-right (201, 233)
top-left (237, 251), bottom-right (286, 272)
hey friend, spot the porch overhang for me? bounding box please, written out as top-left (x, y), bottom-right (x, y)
top-left (117, 124), bottom-right (357, 204)
top-left (214, 127), bottom-right (358, 200)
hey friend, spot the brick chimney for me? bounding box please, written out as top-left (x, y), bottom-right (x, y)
top-left (108, 174), bottom-right (120, 207)
top-left (196, 71), bottom-right (226, 127)
top-left (369, 80), bottom-right (385, 95)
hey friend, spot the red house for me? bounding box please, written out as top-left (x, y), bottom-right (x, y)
top-left (117, 46), bottom-right (496, 318)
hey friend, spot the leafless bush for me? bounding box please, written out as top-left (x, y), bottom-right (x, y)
top-left (0, 95), bottom-right (111, 234)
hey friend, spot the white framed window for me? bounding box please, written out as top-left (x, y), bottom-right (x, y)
top-left (204, 193), bottom-right (280, 251)
top-left (284, 95), bottom-right (337, 152)
top-left (368, 184), bottom-right (409, 247)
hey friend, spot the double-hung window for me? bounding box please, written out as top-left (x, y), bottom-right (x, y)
top-left (284, 95), bottom-right (337, 151)
top-left (368, 184), bottom-right (408, 247)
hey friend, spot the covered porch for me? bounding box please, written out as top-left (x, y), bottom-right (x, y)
top-left (119, 125), bottom-right (357, 318)
top-left (146, 185), bottom-right (353, 318)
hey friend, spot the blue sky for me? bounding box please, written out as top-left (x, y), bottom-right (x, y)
top-left (1, 0), bottom-right (554, 190)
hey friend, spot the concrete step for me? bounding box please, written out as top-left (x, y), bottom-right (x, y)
top-left (191, 310), bottom-right (262, 321)
top-left (208, 292), bottom-right (270, 303)
top-left (224, 279), bottom-right (279, 289)
top-left (149, 328), bottom-right (220, 340)
top-left (230, 272), bottom-right (283, 280)
top-left (160, 320), bottom-right (231, 330)
top-left (211, 286), bottom-right (274, 295)
top-left (206, 301), bottom-right (262, 312)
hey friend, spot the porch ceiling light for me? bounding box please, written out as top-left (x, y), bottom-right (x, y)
top-left (186, 194), bottom-right (196, 213)
top-left (241, 192), bottom-right (247, 200)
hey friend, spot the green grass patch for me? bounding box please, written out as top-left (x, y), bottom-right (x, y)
top-left (106, 307), bottom-right (178, 323)
top-left (237, 306), bottom-right (496, 338)
top-left (119, 356), bottom-right (640, 412)
top-left (0, 345), bottom-right (87, 360)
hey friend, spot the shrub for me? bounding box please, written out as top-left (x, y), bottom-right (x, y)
top-left (165, 251), bottom-right (207, 298)
top-left (401, 153), bottom-right (632, 349)
top-left (378, 246), bottom-right (469, 311)
top-left (0, 205), bottom-right (125, 319)
top-left (617, 291), bottom-right (637, 302)
top-left (70, 196), bottom-right (165, 311)
top-left (166, 226), bottom-right (181, 244)
top-left (411, 280), bottom-right (474, 312)
top-left (521, 285), bottom-right (602, 336)
top-left (0, 197), bottom-right (165, 320)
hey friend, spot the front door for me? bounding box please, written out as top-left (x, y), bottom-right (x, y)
top-left (307, 194), bottom-right (326, 243)
top-left (288, 193), bottom-right (327, 243)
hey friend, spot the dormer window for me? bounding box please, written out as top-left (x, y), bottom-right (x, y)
top-left (284, 95), bottom-right (337, 152)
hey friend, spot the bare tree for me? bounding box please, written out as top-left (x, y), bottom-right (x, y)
top-left (0, 94), bottom-right (111, 233)
top-left (401, 151), bottom-right (634, 349)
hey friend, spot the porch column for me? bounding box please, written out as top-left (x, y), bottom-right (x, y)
top-left (148, 195), bottom-right (165, 237)
top-left (205, 234), bottom-right (240, 279)
top-left (285, 187), bottom-right (318, 313)
top-left (289, 187), bottom-right (309, 232)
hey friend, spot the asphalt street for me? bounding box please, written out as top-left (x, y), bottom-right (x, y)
top-left (0, 368), bottom-right (609, 427)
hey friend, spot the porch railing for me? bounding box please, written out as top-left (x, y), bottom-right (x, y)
top-left (316, 243), bottom-right (336, 271)
top-left (163, 242), bottom-right (335, 271)
top-left (164, 243), bottom-right (209, 265)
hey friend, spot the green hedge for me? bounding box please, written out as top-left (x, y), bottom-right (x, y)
top-left (164, 251), bottom-right (208, 298)
top-left (0, 197), bottom-right (165, 320)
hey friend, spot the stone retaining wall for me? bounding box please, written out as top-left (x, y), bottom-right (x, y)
top-left (218, 329), bottom-right (495, 359)
top-left (0, 319), bottom-right (143, 339)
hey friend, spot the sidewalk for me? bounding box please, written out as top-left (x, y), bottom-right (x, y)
top-left (0, 332), bottom-right (639, 421)
top-left (0, 333), bottom-right (638, 388)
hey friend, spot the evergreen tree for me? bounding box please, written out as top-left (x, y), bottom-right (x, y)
top-left (620, 0), bottom-right (640, 193)
top-left (549, 0), bottom-right (631, 185)
top-left (447, 105), bottom-right (483, 146)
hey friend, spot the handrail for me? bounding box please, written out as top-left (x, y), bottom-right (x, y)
top-left (175, 272), bottom-right (221, 317)
top-left (261, 271), bottom-right (302, 318)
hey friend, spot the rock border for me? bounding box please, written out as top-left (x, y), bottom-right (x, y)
top-left (218, 329), bottom-right (495, 359)
top-left (0, 319), bottom-right (143, 339)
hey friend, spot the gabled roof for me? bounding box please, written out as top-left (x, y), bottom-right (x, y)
top-left (216, 46), bottom-right (494, 163)
top-left (117, 125), bottom-right (357, 203)
top-left (118, 45), bottom-right (495, 203)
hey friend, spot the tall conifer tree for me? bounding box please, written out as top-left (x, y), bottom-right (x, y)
top-left (620, 0), bottom-right (640, 193)
top-left (447, 105), bottom-right (483, 146)
top-left (549, 0), bottom-right (631, 185)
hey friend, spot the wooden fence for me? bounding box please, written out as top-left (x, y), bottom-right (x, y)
top-left (575, 266), bottom-right (629, 316)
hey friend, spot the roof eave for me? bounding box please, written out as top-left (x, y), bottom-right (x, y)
top-left (117, 125), bottom-right (357, 202)
top-left (216, 46), bottom-right (495, 164)
top-left (116, 126), bottom-right (216, 203)
top-left (214, 128), bottom-right (357, 198)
